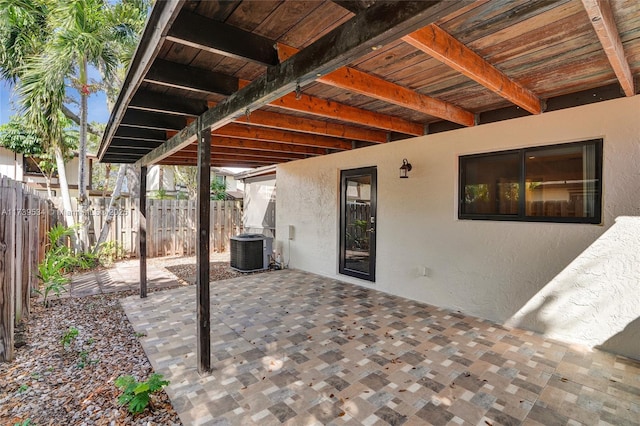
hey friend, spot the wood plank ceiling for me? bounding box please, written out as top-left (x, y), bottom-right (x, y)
top-left (98, 0), bottom-right (640, 167)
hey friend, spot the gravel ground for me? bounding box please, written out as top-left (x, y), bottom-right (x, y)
top-left (0, 255), bottom-right (253, 426)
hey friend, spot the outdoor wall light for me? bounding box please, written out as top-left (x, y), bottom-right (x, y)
top-left (399, 158), bottom-right (412, 179)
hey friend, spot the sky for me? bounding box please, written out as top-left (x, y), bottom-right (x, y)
top-left (0, 65), bottom-right (112, 126)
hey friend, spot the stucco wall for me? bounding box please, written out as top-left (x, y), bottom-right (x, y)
top-left (276, 95), bottom-right (640, 359)
top-left (243, 175), bottom-right (276, 238)
top-left (0, 147), bottom-right (22, 180)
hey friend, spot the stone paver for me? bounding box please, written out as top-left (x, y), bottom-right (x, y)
top-left (120, 270), bottom-right (640, 426)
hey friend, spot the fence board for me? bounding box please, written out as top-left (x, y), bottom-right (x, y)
top-left (47, 197), bottom-right (243, 260)
top-left (0, 176), bottom-right (56, 361)
top-left (20, 195), bottom-right (31, 323)
top-left (14, 182), bottom-right (23, 325)
top-left (0, 176), bottom-right (15, 361)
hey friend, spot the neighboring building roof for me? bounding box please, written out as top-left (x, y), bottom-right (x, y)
top-left (233, 165), bottom-right (277, 181)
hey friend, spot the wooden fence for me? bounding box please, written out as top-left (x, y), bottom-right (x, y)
top-left (1, 192), bottom-right (241, 361)
top-left (0, 176), bottom-right (62, 362)
top-left (146, 199), bottom-right (243, 257)
top-left (67, 197), bottom-right (243, 258)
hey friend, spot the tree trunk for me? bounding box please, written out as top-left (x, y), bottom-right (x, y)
top-left (93, 164), bottom-right (126, 254)
top-left (125, 164), bottom-right (140, 198)
top-left (77, 57), bottom-right (90, 252)
top-left (44, 175), bottom-right (53, 201)
top-left (54, 145), bottom-right (76, 232)
top-left (102, 164), bottom-right (111, 197)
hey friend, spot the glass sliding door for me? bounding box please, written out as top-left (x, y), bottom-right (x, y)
top-left (339, 167), bottom-right (377, 282)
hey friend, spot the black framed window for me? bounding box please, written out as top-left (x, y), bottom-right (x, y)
top-left (459, 139), bottom-right (602, 223)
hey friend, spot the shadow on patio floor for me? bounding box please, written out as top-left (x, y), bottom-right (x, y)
top-left (121, 269), bottom-right (640, 426)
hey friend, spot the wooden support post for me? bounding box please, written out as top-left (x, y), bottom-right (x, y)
top-left (139, 165), bottom-right (147, 298)
top-left (196, 123), bottom-right (211, 374)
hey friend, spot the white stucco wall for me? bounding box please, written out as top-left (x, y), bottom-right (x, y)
top-left (147, 165), bottom-right (176, 192)
top-left (276, 95), bottom-right (640, 359)
top-left (243, 175), bottom-right (276, 238)
top-left (0, 148), bottom-right (86, 194)
top-left (506, 216), bottom-right (640, 360)
top-left (0, 147), bottom-right (22, 180)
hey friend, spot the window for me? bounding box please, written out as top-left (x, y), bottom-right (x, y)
top-left (23, 155), bottom-right (58, 177)
top-left (459, 139), bottom-right (602, 223)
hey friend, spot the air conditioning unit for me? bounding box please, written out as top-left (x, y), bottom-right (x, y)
top-left (230, 234), bottom-right (273, 272)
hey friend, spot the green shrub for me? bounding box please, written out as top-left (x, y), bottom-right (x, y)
top-left (96, 240), bottom-right (126, 266)
top-left (115, 373), bottom-right (170, 415)
top-left (36, 224), bottom-right (99, 306)
top-left (61, 327), bottom-right (79, 349)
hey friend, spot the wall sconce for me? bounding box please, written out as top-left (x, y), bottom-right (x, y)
top-left (399, 158), bottom-right (412, 179)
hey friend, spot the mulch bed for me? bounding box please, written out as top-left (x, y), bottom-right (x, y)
top-left (0, 291), bottom-right (181, 425)
top-left (0, 257), bottom-right (261, 426)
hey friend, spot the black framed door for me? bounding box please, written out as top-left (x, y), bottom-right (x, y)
top-left (339, 166), bottom-right (377, 282)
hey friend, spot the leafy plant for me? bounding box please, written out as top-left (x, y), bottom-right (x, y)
top-left (13, 419), bottom-right (31, 426)
top-left (35, 225), bottom-right (76, 306)
top-left (61, 327), bottom-right (79, 349)
top-left (210, 177), bottom-right (227, 200)
top-left (115, 373), bottom-right (170, 415)
top-left (35, 252), bottom-right (71, 307)
top-left (152, 188), bottom-right (170, 199)
top-left (77, 350), bottom-right (99, 369)
top-left (16, 384), bottom-right (29, 394)
top-left (96, 240), bottom-right (126, 266)
top-left (36, 224), bottom-right (100, 306)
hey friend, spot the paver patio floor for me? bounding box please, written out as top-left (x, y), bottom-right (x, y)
top-left (120, 270), bottom-right (640, 426)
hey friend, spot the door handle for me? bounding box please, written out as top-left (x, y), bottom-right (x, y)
top-left (367, 228), bottom-right (375, 233)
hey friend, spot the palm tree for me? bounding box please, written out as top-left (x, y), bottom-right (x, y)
top-left (47, 0), bottom-right (120, 251)
top-left (1, 0), bottom-right (150, 252)
top-left (0, 0), bottom-right (49, 82)
top-left (17, 52), bottom-right (78, 232)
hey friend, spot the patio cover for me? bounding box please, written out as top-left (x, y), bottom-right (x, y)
top-left (96, 0), bottom-right (640, 373)
top-left (98, 0), bottom-right (640, 167)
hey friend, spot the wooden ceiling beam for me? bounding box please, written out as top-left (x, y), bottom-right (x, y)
top-left (113, 127), bottom-right (167, 142)
top-left (107, 147), bottom-right (155, 156)
top-left (100, 158), bottom-right (133, 164)
top-left (142, 68), bottom-right (402, 140)
top-left (138, 0), bottom-right (472, 165)
top-left (209, 137), bottom-right (326, 156)
top-left (271, 92), bottom-right (425, 136)
top-left (144, 58), bottom-right (238, 96)
top-left (213, 123), bottom-right (353, 150)
top-left (159, 159), bottom-right (273, 167)
top-left (581, 0), bottom-right (634, 97)
top-left (166, 153), bottom-right (283, 164)
top-left (277, 43), bottom-right (475, 126)
top-left (98, 1), bottom-right (183, 162)
top-left (111, 138), bottom-right (164, 149)
top-left (207, 100), bottom-right (388, 143)
top-left (120, 110), bottom-right (187, 131)
top-left (175, 146), bottom-right (308, 161)
top-left (167, 10), bottom-right (279, 66)
top-left (402, 24), bottom-right (542, 114)
top-left (130, 89), bottom-right (208, 117)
